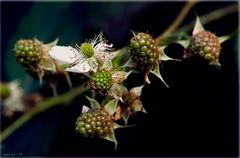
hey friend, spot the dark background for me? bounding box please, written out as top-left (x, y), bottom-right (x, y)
top-left (1, 1), bottom-right (239, 157)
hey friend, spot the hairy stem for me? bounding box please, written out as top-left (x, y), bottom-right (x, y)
top-left (1, 83), bottom-right (90, 142)
top-left (155, 0), bottom-right (197, 42)
top-left (179, 4), bottom-right (238, 32)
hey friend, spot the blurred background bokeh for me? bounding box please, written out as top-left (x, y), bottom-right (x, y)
top-left (1, 1), bottom-right (239, 157)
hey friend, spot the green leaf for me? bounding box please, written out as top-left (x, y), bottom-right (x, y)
top-left (192, 15), bottom-right (205, 35)
top-left (104, 99), bottom-right (118, 115)
top-left (150, 64), bottom-right (169, 88)
top-left (85, 96), bottom-right (101, 110)
top-left (102, 132), bottom-right (118, 151)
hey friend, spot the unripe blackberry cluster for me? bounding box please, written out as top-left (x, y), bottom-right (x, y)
top-left (75, 108), bottom-right (113, 138)
top-left (13, 39), bottom-right (43, 67)
top-left (90, 70), bottom-right (112, 91)
top-left (130, 32), bottom-right (160, 70)
top-left (189, 31), bottom-right (221, 62)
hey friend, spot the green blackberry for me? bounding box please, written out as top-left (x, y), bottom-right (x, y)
top-left (130, 32), bottom-right (161, 70)
top-left (189, 31), bottom-right (221, 63)
top-left (13, 39), bottom-right (43, 67)
top-left (75, 108), bottom-right (113, 138)
top-left (90, 70), bottom-right (112, 91)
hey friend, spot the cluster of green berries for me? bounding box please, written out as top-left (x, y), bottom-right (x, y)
top-left (90, 70), bottom-right (112, 91)
top-left (75, 108), bottom-right (113, 138)
top-left (189, 31), bottom-right (221, 62)
top-left (130, 32), bottom-right (160, 70)
top-left (13, 39), bottom-right (43, 67)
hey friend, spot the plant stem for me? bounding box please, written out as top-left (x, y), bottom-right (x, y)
top-left (1, 83), bottom-right (90, 142)
top-left (179, 4), bottom-right (238, 33)
top-left (155, 0), bottom-right (197, 42)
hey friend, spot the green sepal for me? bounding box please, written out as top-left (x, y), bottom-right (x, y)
top-left (129, 85), bottom-right (144, 97)
top-left (218, 28), bottom-right (239, 44)
top-left (101, 60), bottom-right (113, 71)
top-left (112, 70), bottom-right (132, 83)
top-left (112, 47), bottom-right (132, 68)
top-left (218, 28), bottom-right (239, 43)
top-left (88, 57), bottom-right (98, 73)
top-left (130, 30), bottom-right (137, 36)
top-left (218, 35), bottom-right (231, 44)
top-left (150, 63), bottom-right (169, 87)
top-left (102, 131), bottom-right (118, 151)
top-left (158, 31), bottom-right (191, 47)
top-left (104, 99), bottom-right (118, 115)
top-left (192, 15), bottom-right (205, 35)
top-left (39, 58), bottom-right (57, 72)
top-left (113, 122), bottom-right (135, 129)
top-left (121, 112), bottom-right (130, 125)
top-left (209, 60), bottom-right (221, 69)
top-left (108, 83), bottom-right (123, 100)
top-left (160, 47), bottom-right (181, 62)
top-left (85, 96), bottom-right (101, 110)
top-left (45, 38), bottom-right (59, 49)
top-left (175, 39), bottom-right (190, 48)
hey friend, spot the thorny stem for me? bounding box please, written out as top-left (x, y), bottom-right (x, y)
top-left (179, 4), bottom-right (238, 33)
top-left (155, 0), bottom-right (197, 42)
top-left (1, 83), bottom-right (90, 142)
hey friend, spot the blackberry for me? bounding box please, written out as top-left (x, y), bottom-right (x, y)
top-left (189, 31), bottom-right (221, 63)
top-left (75, 108), bottom-right (113, 138)
top-left (90, 70), bottom-right (112, 91)
top-left (13, 39), bottom-right (43, 67)
top-left (130, 32), bottom-right (161, 70)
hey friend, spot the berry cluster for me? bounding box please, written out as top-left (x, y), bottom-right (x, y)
top-left (189, 31), bottom-right (221, 62)
top-left (75, 108), bottom-right (113, 138)
top-left (90, 70), bottom-right (112, 91)
top-left (130, 32), bottom-right (161, 70)
top-left (13, 39), bottom-right (42, 67)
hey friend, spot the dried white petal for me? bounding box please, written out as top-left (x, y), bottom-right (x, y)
top-left (82, 105), bottom-right (90, 114)
top-left (49, 46), bottom-right (81, 64)
top-left (65, 60), bottom-right (90, 73)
